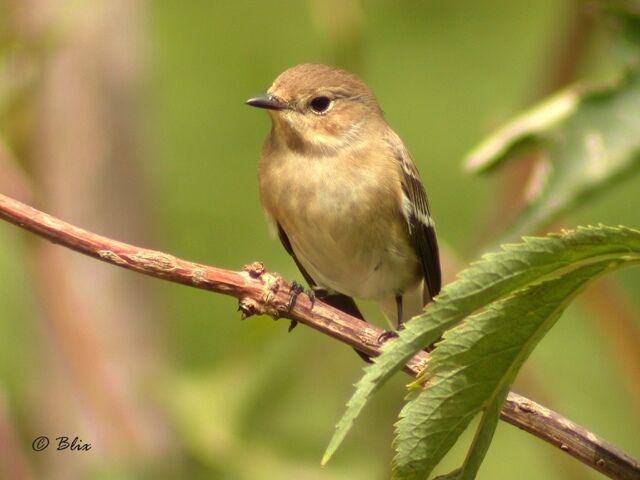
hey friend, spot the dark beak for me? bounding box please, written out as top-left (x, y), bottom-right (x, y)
top-left (245, 94), bottom-right (288, 110)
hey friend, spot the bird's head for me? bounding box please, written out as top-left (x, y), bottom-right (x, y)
top-left (246, 64), bottom-right (382, 155)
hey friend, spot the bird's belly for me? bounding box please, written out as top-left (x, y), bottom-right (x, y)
top-left (295, 235), bottom-right (418, 301)
top-left (273, 165), bottom-right (419, 300)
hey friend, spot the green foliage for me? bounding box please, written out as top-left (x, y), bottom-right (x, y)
top-left (464, 87), bottom-right (580, 174)
top-left (430, 386), bottom-right (509, 480)
top-left (319, 12), bottom-right (640, 475)
top-left (392, 259), bottom-right (632, 479)
top-left (325, 226), bottom-right (640, 477)
top-left (465, 67), bottom-right (640, 244)
top-left (2, 2), bottom-right (640, 479)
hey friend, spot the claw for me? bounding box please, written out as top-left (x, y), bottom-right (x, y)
top-left (308, 287), bottom-right (329, 310)
top-left (378, 318), bottom-right (405, 344)
top-left (377, 330), bottom-right (398, 344)
top-left (287, 281), bottom-right (304, 311)
top-left (288, 320), bottom-right (298, 332)
top-left (308, 289), bottom-right (316, 309)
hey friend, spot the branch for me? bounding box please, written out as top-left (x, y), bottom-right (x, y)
top-left (0, 192), bottom-right (638, 480)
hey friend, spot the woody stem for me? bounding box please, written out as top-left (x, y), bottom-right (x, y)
top-left (0, 192), bottom-right (637, 479)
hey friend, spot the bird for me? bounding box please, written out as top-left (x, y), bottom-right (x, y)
top-left (246, 63), bottom-right (441, 331)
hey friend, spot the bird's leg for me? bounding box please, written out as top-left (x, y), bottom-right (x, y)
top-left (396, 294), bottom-right (404, 330)
top-left (286, 281), bottom-right (305, 331)
top-left (287, 281), bottom-right (304, 311)
top-left (308, 287), bottom-right (329, 309)
top-left (287, 282), bottom-right (324, 331)
top-left (377, 330), bottom-right (398, 343)
top-left (377, 295), bottom-right (405, 344)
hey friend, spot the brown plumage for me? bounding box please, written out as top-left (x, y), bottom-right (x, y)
top-left (247, 64), bottom-right (441, 328)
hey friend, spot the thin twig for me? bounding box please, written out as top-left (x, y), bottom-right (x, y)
top-left (0, 192), bottom-right (638, 480)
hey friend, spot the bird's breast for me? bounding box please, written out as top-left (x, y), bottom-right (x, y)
top-left (259, 148), bottom-right (420, 300)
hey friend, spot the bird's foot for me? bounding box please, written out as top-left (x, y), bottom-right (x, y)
top-left (378, 321), bottom-right (405, 344)
top-left (286, 281), bottom-right (304, 332)
top-left (291, 283), bottom-right (326, 310)
top-left (377, 330), bottom-right (398, 344)
top-left (287, 281), bottom-right (304, 311)
top-left (308, 287), bottom-right (329, 309)
top-left (286, 282), bottom-right (320, 332)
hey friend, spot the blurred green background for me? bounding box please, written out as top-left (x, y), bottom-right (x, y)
top-left (0, 1), bottom-right (638, 479)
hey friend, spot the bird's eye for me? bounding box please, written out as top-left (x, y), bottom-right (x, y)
top-left (309, 96), bottom-right (332, 114)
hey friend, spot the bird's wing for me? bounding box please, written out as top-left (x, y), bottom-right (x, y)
top-left (276, 223), bottom-right (365, 320)
top-left (276, 223), bottom-right (317, 287)
top-left (390, 140), bottom-right (442, 304)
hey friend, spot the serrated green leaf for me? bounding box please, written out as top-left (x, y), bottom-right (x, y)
top-left (323, 225), bottom-right (640, 465)
top-left (392, 259), bottom-right (629, 479)
top-left (431, 387), bottom-right (509, 480)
